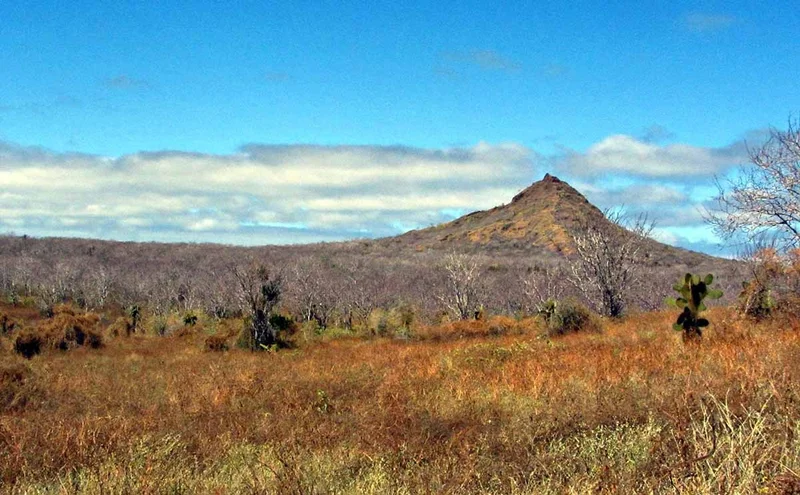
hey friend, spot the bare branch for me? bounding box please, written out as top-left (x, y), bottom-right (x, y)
top-left (707, 117), bottom-right (800, 252)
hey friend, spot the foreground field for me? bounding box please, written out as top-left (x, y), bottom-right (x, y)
top-left (2, 308), bottom-right (800, 494)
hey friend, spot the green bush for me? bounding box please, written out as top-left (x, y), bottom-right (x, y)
top-left (269, 314), bottom-right (297, 335)
top-left (367, 305), bottom-right (415, 338)
top-left (538, 299), bottom-right (600, 336)
top-left (153, 317), bottom-right (168, 336)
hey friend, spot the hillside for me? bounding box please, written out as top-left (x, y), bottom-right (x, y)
top-left (380, 173), bottom-right (720, 268)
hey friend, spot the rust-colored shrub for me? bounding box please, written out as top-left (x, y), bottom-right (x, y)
top-left (18, 307), bottom-right (104, 352)
top-left (204, 334), bottom-right (229, 352)
top-left (106, 316), bottom-right (133, 338)
top-left (13, 331), bottom-right (42, 359)
top-left (0, 361), bottom-right (41, 411)
top-left (172, 325), bottom-right (197, 338)
top-left (0, 312), bottom-right (16, 334)
top-left (770, 472), bottom-right (800, 495)
top-left (2, 309), bottom-right (800, 492)
top-left (485, 315), bottom-right (529, 335)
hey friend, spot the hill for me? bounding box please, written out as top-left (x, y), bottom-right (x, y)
top-left (0, 174), bottom-right (734, 273)
top-left (379, 173), bottom-right (720, 268)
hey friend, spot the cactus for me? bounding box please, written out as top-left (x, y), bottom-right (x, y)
top-left (183, 313), bottom-right (198, 326)
top-left (667, 273), bottom-right (723, 341)
top-left (536, 299), bottom-right (559, 324)
top-left (127, 305), bottom-right (141, 334)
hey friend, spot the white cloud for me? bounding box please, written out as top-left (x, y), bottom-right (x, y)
top-left (581, 183), bottom-right (687, 207)
top-left (0, 141), bottom-right (536, 243)
top-left (651, 228), bottom-right (680, 246)
top-left (553, 134), bottom-right (746, 178)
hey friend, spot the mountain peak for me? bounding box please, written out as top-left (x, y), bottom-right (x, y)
top-left (379, 172), bottom-right (719, 267)
top-left (386, 173), bottom-right (606, 255)
top-left (511, 173), bottom-right (571, 203)
top-left (542, 172), bottom-right (561, 183)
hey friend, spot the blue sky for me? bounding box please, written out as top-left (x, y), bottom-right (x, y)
top-left (1, 1), bottom-right (799, 255)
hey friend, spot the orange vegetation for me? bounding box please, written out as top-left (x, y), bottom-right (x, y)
top-left (1, 305), bottom-right (800, 493)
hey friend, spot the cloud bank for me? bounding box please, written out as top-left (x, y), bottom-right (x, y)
top-left (0, 141), bottom-right (534, 244)
top-left (551, 134), bottom-right (747, 178)
top-left (548, 132), bottom-right (754, 255)
top-left (0, 133), bottom-right (752, 255)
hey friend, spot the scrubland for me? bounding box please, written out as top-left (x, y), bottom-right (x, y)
top-left (2, 303), bottom-right (800, 494)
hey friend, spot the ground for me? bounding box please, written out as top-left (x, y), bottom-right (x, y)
top-left (1, 305), bottom-right (800, 494)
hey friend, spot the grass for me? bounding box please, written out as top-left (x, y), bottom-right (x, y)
top-left (1, 305), bottom-right (800, 493)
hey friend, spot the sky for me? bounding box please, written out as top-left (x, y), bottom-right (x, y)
top-left (1, 1), bottom-right (799, 256)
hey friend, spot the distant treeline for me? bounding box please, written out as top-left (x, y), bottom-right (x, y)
top-left (0, 234), bottom-right (744, 327)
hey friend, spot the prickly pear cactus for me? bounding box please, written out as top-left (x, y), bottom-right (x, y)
top-left (666, 273), bottom-right (723, 341)
top-left (128, 305), bottom-right (141, 333)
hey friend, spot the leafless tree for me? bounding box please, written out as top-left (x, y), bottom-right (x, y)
top-left (175, 276), bottom-right (198, 313)
top-left (83, 266), bottom-right (113, 310)
top-left (288, 258), bottom-right (340, 328)
top-left (340, 259), bottom-right (385, 329)
top-left (437, 252), bottom-right (483, 320)
top-left (569, 211), bottom-right (654, 317)
top-left (201, 268), bottom-right (239, 318)
top-left (146, 269), bottom-right (179, 316)
top-left (523, 263), bottom-right (569, 313)
top-left (708, 117), bottom-right (800, 252)
top-left (14, 256), bottom-right (37, 297)
top-left (38, 261), bottom-right (79, 311)
top-left (233, 263), bottom-right (283, 349)
top-left (0, 259), bottom-right (14, 300)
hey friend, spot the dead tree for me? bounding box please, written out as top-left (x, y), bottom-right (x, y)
top-left (522, 263), bottom-right (569, 314)
top-left (437, 252), bottom-right (483, 320)
top-left (569, 211), bottom-right (653, 318)
top-left (708, 117), bottom-right (800, 252)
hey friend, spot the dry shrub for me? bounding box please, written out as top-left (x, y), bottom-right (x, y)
top-left (775, 293), bottom-right (800, 323)
top-left (204, 334), bottom-right (229, 352)
top-left (13, 306), bottom-right (103, 356)
top-left (418, 318), bottom-right (503, 341)
top-left (0, 312), bottom-right (16, 335)
top-left (171, 325), bottom-right (197, 338)
top-left (0, 361), bottom-right (41, 411)
top-left (770, 472), bottom-right (800, 495)
top-left (105, 316), bottom-right (133, 338)
top-left (485, 315), bottom-right (540, 336)
top-left (423, 315), bottom-right (537, 340)
top-left (543, 300), bottom-right (601, 336)
top-left (436, 319), bottom-right (487, 340)
top-left (367, 305), bottom-right (415, 337)
top-left (13, 330), bottom-right (42, 358)
top-left (4, 307), bottom-right (800, 492)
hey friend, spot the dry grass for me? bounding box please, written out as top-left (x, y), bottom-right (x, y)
top-left (1, 304), bottom-right (799, 493)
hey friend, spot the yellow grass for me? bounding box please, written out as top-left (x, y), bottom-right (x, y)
top-left (1, 306), bottom-right (799, 493)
